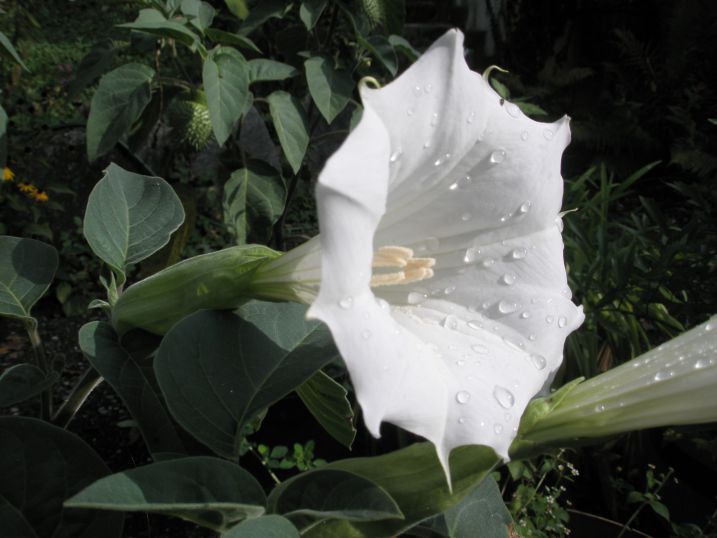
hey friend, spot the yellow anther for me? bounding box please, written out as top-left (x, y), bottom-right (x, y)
top-left (370, 246), bottom-right (435, 287)
top-left (372, 246), bottom-right (414, 268)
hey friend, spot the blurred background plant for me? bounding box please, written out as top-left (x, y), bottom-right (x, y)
top-left (1, 0), bottom-right (715, 536)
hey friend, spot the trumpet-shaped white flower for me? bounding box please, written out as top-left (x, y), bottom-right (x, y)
top-left (255, 29), bottom-right (584, 477)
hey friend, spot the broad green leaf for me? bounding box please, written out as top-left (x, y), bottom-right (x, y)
top-left (68, 40), bottom-right (115, 100)
top-left (0, 104), bottom-right (7, 166)
top-left (247, 59), bottom-right (299, 84)
top-left (118, 9), bottom-right (201, 51)
top-left (304, 443), bottom-right (501, 537)
top-left (299, 0), bottom-right (328, 30)
top-left (78, 321), bottom-right (186, 459)
top-left (239, 106), bottom-right (281, 171)
top-left (83, 163), bottom-right (184, 283)
top-left (358, 34), bottom-right (397, 75)
top-left (86, 63), bottom-right (154, 161)
top-left (267, 469), bottom-right (402, 522)
top-left (181, 0), bottom-right (216, 31)
top-left (203, 46), bottom-right (251, 146)
top-left (205, 28), bottom-right (261, 53)
top-left (0, 31), bottom-right (28, 70)
top-left (0, 236), bottom-right (58, 323)
top-left (155, 303), bottom-right (338, 458)
top-left (0, 364), bottom-right (57, 407)
top-left (388, 34), bottom-right (418, 61)
top-left (422, 476), bottom-right (514, 537)
top-left (223, 515), bottom-right (299, 538)
top-left (224, 0), bottom-right (250, 19)
top-left (238, 0), bottom-right (293, 35)
top-left (297, 371), bottom-right (355, 448)
top-left (304, 56), bottom-right (353, 124)
top-left (267, 91), bottom-right (309, 174)
top-left (223, 163), bottom-right (286, 244)
top-left (65, 457), bottom-right (265, 532)
top-left (112, 245), bottom-right (280, 335)
top-left (0, 417), bottom-right (122, 538)
top-left (0, 496), bottom-right (38, 538)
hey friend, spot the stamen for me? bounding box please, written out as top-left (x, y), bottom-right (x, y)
top-left (370, 245), bottom-right (436, 287)
top-left (372, 246), bottom-right (414, 268)
top-left (370, 272), bottom-right (406, 287)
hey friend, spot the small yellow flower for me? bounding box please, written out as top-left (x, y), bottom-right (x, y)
top-left (33, 191), bottom-right (49, 202)
top-left (2, 167), bottom-right (14, 181)
top-left (17, 182), bottom-right (38, 194)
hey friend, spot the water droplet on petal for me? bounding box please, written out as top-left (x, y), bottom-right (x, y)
top-left (545, 315), bottom-right (555, 325)
top-left (530, 353), bottom-right (547, 370)
top-left (490, 149), bottom-right (506, 164)
top-left (434, 157), bottom-right (442, 166)
top-left (654, 369), bottom-right (673, 381)
top-left (501, 273), bottom-right (517, 286)
top-left (519, 200), bottom-right (532, 214)
top-left (705, 322), bottom-right (714, 331)
top-left (423, 140), bottom-right (431, 149)
top-left (464, 247), bottom-right (481, 263)
top-left (412, 85), bottom-right (422, 96)
top-left (339, 296), bottom-right (353, 309)
top-left (520, 130), bottom-right (529, 141)
top-left (424, 83), bottom-right (433, 94)
top-left (594, 403), bottom-right (606, 413)
top-left (389, 149), bottom-right (402, 163)
top-left (467, 320), bottom-right (483, 330)
top-left (529, 333), bottom-right (537, 341)
top-left (500, 213), bottom-right (512, 223)
top-left (471, 344), bottom-right (488, 354)
top-left (407, 292), bottom-right (427, 305)
top-left (520, 311), bottom-right (531, 319)
top-left (377, 298), bottom-right (390, 310)
top-left (506, 103), bottom-right (521, 118)
top-left (456, 391), bottom-right (471, 404)
top-left (558, 316), bottom-right (567, 328)
top-left (361, 329), bottom-right (372, 340)
top-left (543, 128), bottom-right (554, 140)
top-left (511, 247), bottom-right (528, 260)
top-left (494, 423), bottom-right (504, 434)
top-left (493, 386), bottom-right (515, 409)
top-left (442, 315), bottom-right (458, 330)
top-left (406, 107), bottom-right (414, 116)
top-left (466, 111), bottom-right (475, 124)
top-left (461, 212), bottom-right (472, 221)
top-left (482, 258), bottom-right (495, 268)
top-left (458, 417), bottom-right (466, 424)
top-left (456, 359), bottom-right (465, 367)
top-left (444, 286), bottom-right (456, 295)
top-left (694, 358), bottom-right (709, 369)
top-left (430, 112), bottom-right (439, 126)
top-left (498, 300), bottom-right (518, 314)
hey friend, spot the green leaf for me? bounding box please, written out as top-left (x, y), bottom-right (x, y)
top-left (203, 46), bottom-right (252, 146)
top-left (388, 34), bottom-right (418, 61)
top-left (0, 236), bottom-right (58, 323)
top-left (181, 0), bottom-right (216, 31)
top-left (155, 302), bottom-right (338, 458)
top-left (248, 59), bottom-right (299, 83)
top-left (268, 469), bottom-right (402, 522)
top-left (224, 0), bottom-right (250, 19)
top-left (304, 443), bottom-right (501, 537)
top-left (86, 63), bottom-right (155, 161)
top-left (0, 417), bottom-right (122, 538)
top-left (238, 0), bottom-right (293, 35)
top-left (297, 371), bottom-right (355, 449)
top-left (267, 91), bottom-right (309, 174)
top-left (205, 28), bottom-right (261, 53)
top-left (300, 0), bottom-right (328, 30)
top-left (424, 476), bottom-right (513, 537)
top-left (223, 515), bottom-right (299, 537)
top-left (65, 457), bottom-right (265, 532)
top-left (78, 321), bottom-right (186, 459)
top-left (0, 104), bottom-right (7, 167)
top-left (223, 163), bottom-right (286, 244)
top-left (118, 8), bottom-right (201, 51)
top-left (0, 496), bottom-right (38, 538)
top-left (112, 245), bottom-right (280, 335)
top-left (358, 34), bottom-right (397, 75)
top-left (83, 163), bottom-right (185, 283)
top-left (0, 31), bottom-right (28, 70)
top-left (239, 106), bottom-right (281, 171)
top-left (0, 364), bottom-right (57, 407)
top-left (68, 40), bottom-right (115, 100)
top-left (304, 56), bottom-right (353, 124)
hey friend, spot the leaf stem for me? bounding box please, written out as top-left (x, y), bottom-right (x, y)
top-left (52, 368), bottom-right (103, 428)
top-left (248, 445), bottom-right (281, 485)
top-left (25, 321), bottom-right (52, 419)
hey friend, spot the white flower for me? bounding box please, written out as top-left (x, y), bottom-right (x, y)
top-left (255, 29), bottom-right (584, 479)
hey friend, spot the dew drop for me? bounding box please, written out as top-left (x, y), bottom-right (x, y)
top-left (558, 316), bottom-right (567, 328)
top-left (406, 107), bottom-right (414, 116)
top-left (444, 286), bottom-right (456, 295)
top-left (498, 300), bottom-right (518, 314)
top-left (377, 298), bottom-right (390, 310)
top-left (519, 200), bottom-right (532, 214)
top-left (456, 359), bottom-right (466, 367)
top-left (654, 369), bottom-right (673, 381)
top-left (481, 301), bottom-right (491, 310)
top-left (339, 296), bottom-right (353, 309)
top-left (545, 315), bottom-right (554, 325)
top-left (466, 111), bottom-right (475, 124)
top-left (543, 128), bottom-right (554, 140)
top-left (595, 403), bottom-right (605, 413)
top-left (520, 311), bottom-right (531, 319)
top-left (425, 83), bottom-right (433, 94)
top-left (493, 386), bottom-right (515, 409)
top-left (467, 320), bottom-right (483, 330)
top-left (500, 213), bottom-right (512, 223)
top-left (461, 212), bottom-right (472, 221)
top-left (442, 315), bottom-right (459, 330)
top-left (511, 247), bottom-right (528, 260)
top-left (529, 335), bottom-right (537, 343)
top-left (407, 292), bottom-right (427, 305)
top-left (490, 149), bottom-right (506, 164)
top-left (389, 149), bottom-right (402, 163)
top-left (530, 353), bottom-right (547, 370)
top-left (412, 85), bottom-right (422, 96)
top-left (694, 358), bottom-right (709, 369)
top-left (500, 273), bottom-right (517, 286)
top-left (506, 102), bottom-right (521, 118)
top-left (494, 423), bottom-right (504, 434)
top-left (430, 112), bottom-right (439, 126)
top-left (464, 247), bottom-right (481, 263)
top-left (482, 258), bottom-right (496, 268)
top-left (458, 416), bottom-right (466, 424)
top-left (705, 322), bottom-right (715, 331)
top-left (471, 344), bottom-right (488, 354)
top-left (423, 140), bottom-right (431, 149)
top-left (361, 329), bottom-right (372, 340)
top-left (456, 391), bottom-right (471, 404)
top-left (434, 157), bottom-right (443, 167)
top-left (520, 130), bottom-right (529, 141)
